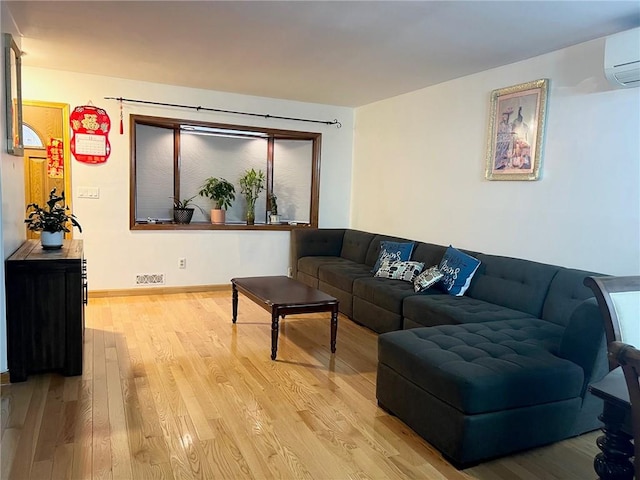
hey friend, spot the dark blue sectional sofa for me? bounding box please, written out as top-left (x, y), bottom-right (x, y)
top-left (290, 228), bottom-right (608, 467)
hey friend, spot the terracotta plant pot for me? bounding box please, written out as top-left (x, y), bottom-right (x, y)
top-left (211, 208), bottom-right (226, 224)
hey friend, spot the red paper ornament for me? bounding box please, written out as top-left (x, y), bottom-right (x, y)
top-left (47, 138), bottom-right (64, 178)
top-left (70, 105), bottom-right (111, 164)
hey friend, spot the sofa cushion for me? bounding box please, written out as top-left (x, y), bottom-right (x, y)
top-left (375, 261), bottom-right (424, 282)
top-left (402, 294), bottom-right (535, 327)
top-left (542, 268), bottom-right (598, 327)
top-left (353, 276), bottom-right (418, 315)
top-left (340, 230), bottom-right (375, 264)
top-left (365, 235), bottom-right (414, 269)
top-left (412, 242), bottom-right (448, 267)
top-left (378, 320), bottom-right (582, 415)
top-left (297, 256), bottom-right (354, 278)
top-left (318, 262), bottom-right (372, 293)
top-left (437, 246), bottom-right (481, 296)
top-left (466, 254), bottom-right (559, 317)
top-left (291, 228), bottom-right (344, 258)
top-left (413, 266), bottom-right (444, 292)
top-left (372, 241), bottom-right (416, 273)
top-left (557, 298), bottom-right (607, 393)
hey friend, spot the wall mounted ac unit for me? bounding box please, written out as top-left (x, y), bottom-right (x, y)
top-left (604, 27), bottom-right (640, 88)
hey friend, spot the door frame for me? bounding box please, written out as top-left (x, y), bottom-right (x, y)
top-left (22, 100), bottom-right (73, 238)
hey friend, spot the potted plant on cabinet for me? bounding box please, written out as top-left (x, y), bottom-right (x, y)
top-left (25, 188), bottom-right (82, 249)
top-left (239, 168), bottom-right (265, 225)
top-left (198, 177), bottom-right (235, 224)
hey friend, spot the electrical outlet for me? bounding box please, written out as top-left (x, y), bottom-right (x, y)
top-left (178, 258), bottom-right (186, 269)
top-left (287, 267), bottom-right (293, 277)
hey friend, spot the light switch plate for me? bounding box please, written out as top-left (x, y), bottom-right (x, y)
top-left (78, 187), bottom-right (100, 199)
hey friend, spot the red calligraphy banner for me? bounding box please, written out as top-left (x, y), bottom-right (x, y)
top-left (70, 105), bottom-right (111, 164)
top-left (47, 138), bottom-right (64, 178)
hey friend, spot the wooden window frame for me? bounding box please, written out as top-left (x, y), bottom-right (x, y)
top-left (129, 115), bottom-right (321, 231)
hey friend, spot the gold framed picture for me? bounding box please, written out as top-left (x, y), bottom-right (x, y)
top-left (485, 79), bottom-right (549, 181)
top-left (3, 33), bottom-right (23, 156)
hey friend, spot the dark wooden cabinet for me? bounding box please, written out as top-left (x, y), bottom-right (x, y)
top-left (5, 239), bottom-right (87, 383)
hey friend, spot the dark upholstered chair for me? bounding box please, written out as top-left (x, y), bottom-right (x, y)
top-left (584, 276), bottom-right (640, 368)
top-left (609, 342), bottom-right (640, 478)
top-left (585, 275), bottom-right (640, 477)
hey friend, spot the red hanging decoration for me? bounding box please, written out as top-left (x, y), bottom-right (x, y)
top-left (46, 138), bottom-right (64, 178)
top-left (119, 99), bottom-right (124, 135)
top-left (70, 105), bottom-right (111, 164)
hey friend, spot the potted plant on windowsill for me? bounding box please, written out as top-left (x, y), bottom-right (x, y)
top-left (239, 168), bottom-right (265, 225)
top-left (269, 194), bottom-right (281, 224)
top-left (171, 195), bottom-right (203, 224)
top-left (25, 188), bottom-right (82, 249)
top-left (198, 177), bottom-right (235, 224)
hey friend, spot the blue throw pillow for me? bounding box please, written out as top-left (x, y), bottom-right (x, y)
top-left (437, 246), bottom-right (481, 296)
top-left (372, 241), bottom-right (415, 273)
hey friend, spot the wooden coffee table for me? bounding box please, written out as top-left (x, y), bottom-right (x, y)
top-left (231, 276), bottom-right (339, 360)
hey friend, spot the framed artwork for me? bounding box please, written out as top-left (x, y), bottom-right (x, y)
top-left (3, 33), bottom-right (23, 156)
top-left (485, 78), bottom-right (549, 181)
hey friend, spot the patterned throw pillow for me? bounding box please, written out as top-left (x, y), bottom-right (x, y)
top-left (437, 246), bottom-right (481, 296)
top-left (375, 260), bottom-right (425, 282)
top-left (413, 266), bottom-right (444, 292)
top-left (372, 241), bottom-right (415, 273)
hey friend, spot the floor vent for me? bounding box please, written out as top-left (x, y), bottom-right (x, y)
top-left (135, 273), bottom-right (165, 285)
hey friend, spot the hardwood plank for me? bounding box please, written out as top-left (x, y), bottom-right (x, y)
top-left (1, 291), bottom-right (601, 480)
top-left (34, 375), bottom-right (65, 463)
top-left (51, 442), bottom-right (75, 479)
top-left (105, 345), bottom-right (134, 479)
top-left (70, 379), bottom-right (93, 480)
top-left (91, 327), bottom-right (112, 480)
top-left (8, 375), bottom-right (50, 480)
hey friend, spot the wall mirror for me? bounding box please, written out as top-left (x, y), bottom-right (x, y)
top-left (4, 33), bottom-right (23, 156)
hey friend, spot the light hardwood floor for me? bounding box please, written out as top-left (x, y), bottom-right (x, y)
top-left (1, 291), bottom-right (600, 479)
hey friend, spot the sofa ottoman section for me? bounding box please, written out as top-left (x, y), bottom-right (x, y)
top-left (377, 322), bottom-right (586, 466)
top-left (376, 361), bottom-right (583, 468)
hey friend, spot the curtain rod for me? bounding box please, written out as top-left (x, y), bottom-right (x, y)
top-left (104, 96), bottom-right (342, 128)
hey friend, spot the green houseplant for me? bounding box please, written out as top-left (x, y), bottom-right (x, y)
top-left (198, 177), bottom-right (235, 224)
top-left (239, 168), bottom-right (265, 225)
top-left (25, 188), bottom-right (82, 249)
top-left (171, 195), bottom-right (201, 224)
top-left (269, 194), bottom-right (281, 224)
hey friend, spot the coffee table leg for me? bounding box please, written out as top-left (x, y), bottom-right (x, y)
top-left (330, 306), bottom-right (338, 353)
top-left (271, 309), bottom-right (279, 360)
top-left (232, 283), bottom-right (238, 323)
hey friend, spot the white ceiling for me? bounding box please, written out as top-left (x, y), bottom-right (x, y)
top-left (5, 1), bottom-right (640, 107)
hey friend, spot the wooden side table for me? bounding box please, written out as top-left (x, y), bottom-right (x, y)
top-left (5, 239), bottom-right (87, 382)
top-left (588, 368), bottom-right (634, 480)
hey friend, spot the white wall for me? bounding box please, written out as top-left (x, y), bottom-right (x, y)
top-left (1, 9), bottom-right (27, 372)
top-left (353, 37), bottom-right (640, 276)
top-left (21, 68), bottom-right (354, 290)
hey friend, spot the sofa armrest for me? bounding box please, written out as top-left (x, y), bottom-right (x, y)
top-left (557, 298), bottom-right (608, 393)
top-left (289, 229), bottom-right (345, 278)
